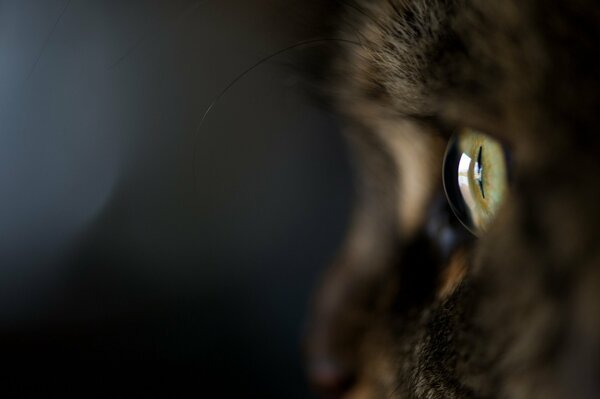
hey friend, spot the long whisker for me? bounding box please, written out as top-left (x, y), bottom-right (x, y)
top-left (194, 37), bottom-right (359, 134)
top-left (192, 37), bottom-right (360, 193)
top-left (26, 0), bottom-right (72, 81)
top-left (108, 0), bottom-right (204, 69)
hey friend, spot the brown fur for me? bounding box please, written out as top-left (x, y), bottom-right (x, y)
top-left (306, 1), bottom-right (600, 398)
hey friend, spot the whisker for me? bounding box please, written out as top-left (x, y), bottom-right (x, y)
top-left (26, 0), bottom-right (72, 81)
top-left (192, 37), bottom-right (360, 193)
top-left (108, 0), bottom-right (204, 69)
top-left (194, 38), bottom-right (359, 135)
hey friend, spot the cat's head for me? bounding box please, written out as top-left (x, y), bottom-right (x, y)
top-left (306, 1), bottom-right (600, 398)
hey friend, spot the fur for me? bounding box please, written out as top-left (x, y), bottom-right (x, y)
top-left (306, 1), bottom-right (600, 398)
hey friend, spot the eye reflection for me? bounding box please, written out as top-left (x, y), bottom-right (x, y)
top-left (443, 129), bottom-right (508, 236)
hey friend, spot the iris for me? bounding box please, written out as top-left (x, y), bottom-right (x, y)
top-left (442, 129), bottom-right (509, 236)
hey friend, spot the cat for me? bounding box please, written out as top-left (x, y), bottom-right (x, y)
top-left (305, 1), bottom-right (600, 398)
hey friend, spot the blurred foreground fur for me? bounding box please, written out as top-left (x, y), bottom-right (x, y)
top-left (306, 1), bottom-right (600, 398)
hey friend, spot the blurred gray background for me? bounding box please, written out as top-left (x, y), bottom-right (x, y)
top-left (0, 0), bottom-right (351, 395)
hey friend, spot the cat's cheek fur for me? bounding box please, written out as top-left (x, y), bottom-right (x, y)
top-left (374, 119), bottom-right (445, 238)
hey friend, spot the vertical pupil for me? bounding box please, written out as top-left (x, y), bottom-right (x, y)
top-left (475, 146), bottom-right (485, 199)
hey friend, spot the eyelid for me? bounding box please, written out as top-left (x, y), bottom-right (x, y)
top-left (403, 114), bottom-right (457, 140)
top-left (435, 110), bottom-right (513, 149)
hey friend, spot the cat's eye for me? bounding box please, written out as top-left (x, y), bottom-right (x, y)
top-left (442, 129), bottom-right (508, 236)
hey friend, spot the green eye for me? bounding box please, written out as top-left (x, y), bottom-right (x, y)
top-left (442, 129), bottom-right (509, 236)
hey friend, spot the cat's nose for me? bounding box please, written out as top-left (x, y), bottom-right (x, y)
top-left (308, 359), bottom-right (354, 398)
top-left (305, 274), bottom-right (361, 398)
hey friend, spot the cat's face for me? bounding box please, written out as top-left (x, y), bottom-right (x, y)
top-left (306, 1), bottom-right (600, 398)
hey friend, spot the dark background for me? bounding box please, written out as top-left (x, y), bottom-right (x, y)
top-left (0, 0), bottom-right (351, 396)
